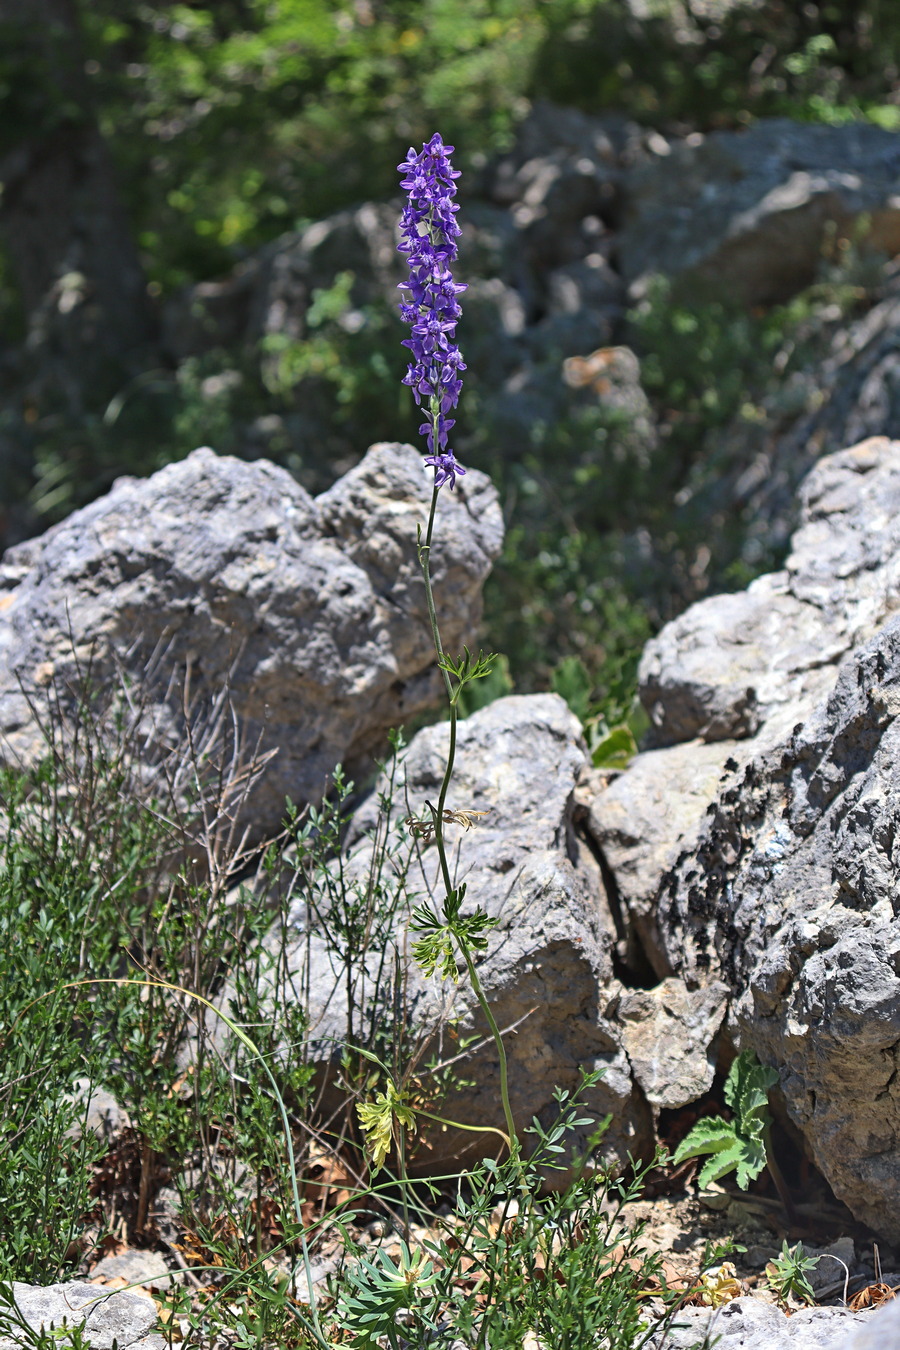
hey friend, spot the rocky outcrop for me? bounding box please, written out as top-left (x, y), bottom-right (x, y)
top-left (279, 692), bottom-right (653, 1167)
top-left (619, 119), bottom-right (900, 305)
top-left (0, 443), bottom-right (502, 836)
top-left (589, 437), bottom-right (900, 1239)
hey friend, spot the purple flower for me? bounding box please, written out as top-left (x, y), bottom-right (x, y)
top-left (424, 450), bottom-right (465, 490)
top-left (398, 133), bottom-right (467, 489)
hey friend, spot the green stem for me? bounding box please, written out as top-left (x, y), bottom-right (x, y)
top-left (417, 469), bottom-right (519, 1158)
top-left (459, 943), bottom-right (517, 1154)
top-left (419, 481), bottom-right (453, 703)
top-left (396, 1124), bottom-right (410, 1245)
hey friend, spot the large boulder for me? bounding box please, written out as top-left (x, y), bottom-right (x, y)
top-left (0, 443), bottom-right (502, 836)
top-left (620, 118), bottom-right (900, 305)
top-left (589, 436), bottom-right (900, 1239)
top-left (279, 692), bottom-right (653, 1167)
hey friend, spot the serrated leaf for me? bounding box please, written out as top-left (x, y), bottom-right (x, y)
top-left (698, 1140), bottom-right (746, 1188)
top-left (672, 1117), bottom-right (737, 1166)
top-left (733, 1135), bottom-right (767, 1190)
top-left (724, 1051), bottom-right (777, 1130)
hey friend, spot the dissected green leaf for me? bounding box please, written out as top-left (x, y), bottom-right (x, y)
top-left (672, 1117), bottom-right (737, 1166)
top-left (357, 1082), bottom-right (417, 1172)
top-left (672, 1055), bottom-right (775, 1191)
top-left (724, 1051), bottom-right (778, 1131)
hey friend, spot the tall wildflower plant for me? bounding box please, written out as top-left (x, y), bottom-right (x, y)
top-left (341, 138), bottom-right (734, 1350)
top-left (394, 134), bottom-right (517, 1153)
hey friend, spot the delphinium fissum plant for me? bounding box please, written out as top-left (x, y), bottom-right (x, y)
top-left (338, 133), bottom-right (721, 1350)
top-left (353, 132), bottom-right (517, 1175)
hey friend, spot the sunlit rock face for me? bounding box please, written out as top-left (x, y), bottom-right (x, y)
top-left (0, 442), bottom-right (502, 836)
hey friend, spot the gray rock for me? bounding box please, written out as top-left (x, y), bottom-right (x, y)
top-left (700, 261), bottom-right (900, 578)
top-left (88, 1251), bottom-right (174, 1288)
top-left (589, 739), bottom-right (748, 975)
top-left (0, 444), bottom-right (502, 837)
top-left (620, 118), bottom-right (900, 306)
top-left (806, 1237), bottom-right (856, 1299)
top-left (617, 977), bottom-right (728, 1110)
top-left (649, 1297), bottom-right (871, 1350)
top-left (637, 437), bottom-right (900, 750)
top-left (280, 693), bottom-right (650, 1166)
top-left (848, 1296), bottom-right (900, 1349)
top-left (588, 439), bottom-right (900, 1239)
top-left (64, 1081), bottom-right (131, 1142)
top-left (0, 1281), bottom-right (163, 1350)
top-left (485, 101), bottom-right (626, 270)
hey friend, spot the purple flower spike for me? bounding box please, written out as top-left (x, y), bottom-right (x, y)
top-left (397, 133), bottom-right (467, 488)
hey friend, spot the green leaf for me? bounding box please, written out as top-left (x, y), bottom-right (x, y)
top-left (457, 653), bottom-right (513, 718)
top-left (551, 655), bottom-right (593, 723)
top-left (697, 1140), bottom-right (747, 1188)
top-left (672, 1117), bottom-right (737, 1166)
top-left (733, 1135), bottom-right (768, 1190)
top-left (724, 1051), bottom-right (777, 1132)
top-left (357, 1082), bottom-right (417, 1172)
top-left (411, 926), bottom-right (459, 983)
top-left (590, 722), bottom-right (637, 769)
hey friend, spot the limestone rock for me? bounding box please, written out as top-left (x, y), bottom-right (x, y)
top-left (616, 978), bottom-right (728, 1110)
top-left (0, 1281), bottom-right (163, 1350)
top-left (648, 1297), bottom-right (870, 1350)
top-left (620, 119), bottom-right (900, 305)
top-left (848, 1296), bottom-right (900, 1349)
top-left (637, 437), bottom-right (900, 749)
top-left (88, 1250), bottom-right (174, 1289)
top-left (706, 261), bottom-right (900, 576)
top-left (484, 100), bottom-right (627, 269)
top-left (590, 739), bottom-right (748, 975)
top-left (0, 443), bottom-right (502, 837)
top-left (588, 438), bottom-right (900, 1239)
top-left (282, 693), bottom-right (651, 1166)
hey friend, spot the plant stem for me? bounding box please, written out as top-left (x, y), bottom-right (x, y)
top-left (397, 1122), bottom-right (411, 1245)
top-left (764, 1125), bottom-right (798, 1227)
top-left (459, 944), bottom-right (517, 1153)
top-left (417, 475), bottom-right (518, 1157)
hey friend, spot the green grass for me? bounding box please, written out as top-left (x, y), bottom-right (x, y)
top-left (0, 674), bottom-right (724, 1348)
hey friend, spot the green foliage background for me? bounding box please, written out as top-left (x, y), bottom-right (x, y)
top-left (2, 0), bottom-right (900, 719)
top-left (69, 0), bottom-right (900, 287)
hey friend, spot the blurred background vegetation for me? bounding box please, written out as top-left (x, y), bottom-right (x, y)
top-left (2, 0), bottom-right (900, 727)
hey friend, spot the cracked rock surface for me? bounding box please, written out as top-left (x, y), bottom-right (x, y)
top-left (589, 437), bottom-right (900, 1240)
top-left (0, 1282), bottom-right (163, 1350)
top-left (0, 442), bottom-right (501, 837)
